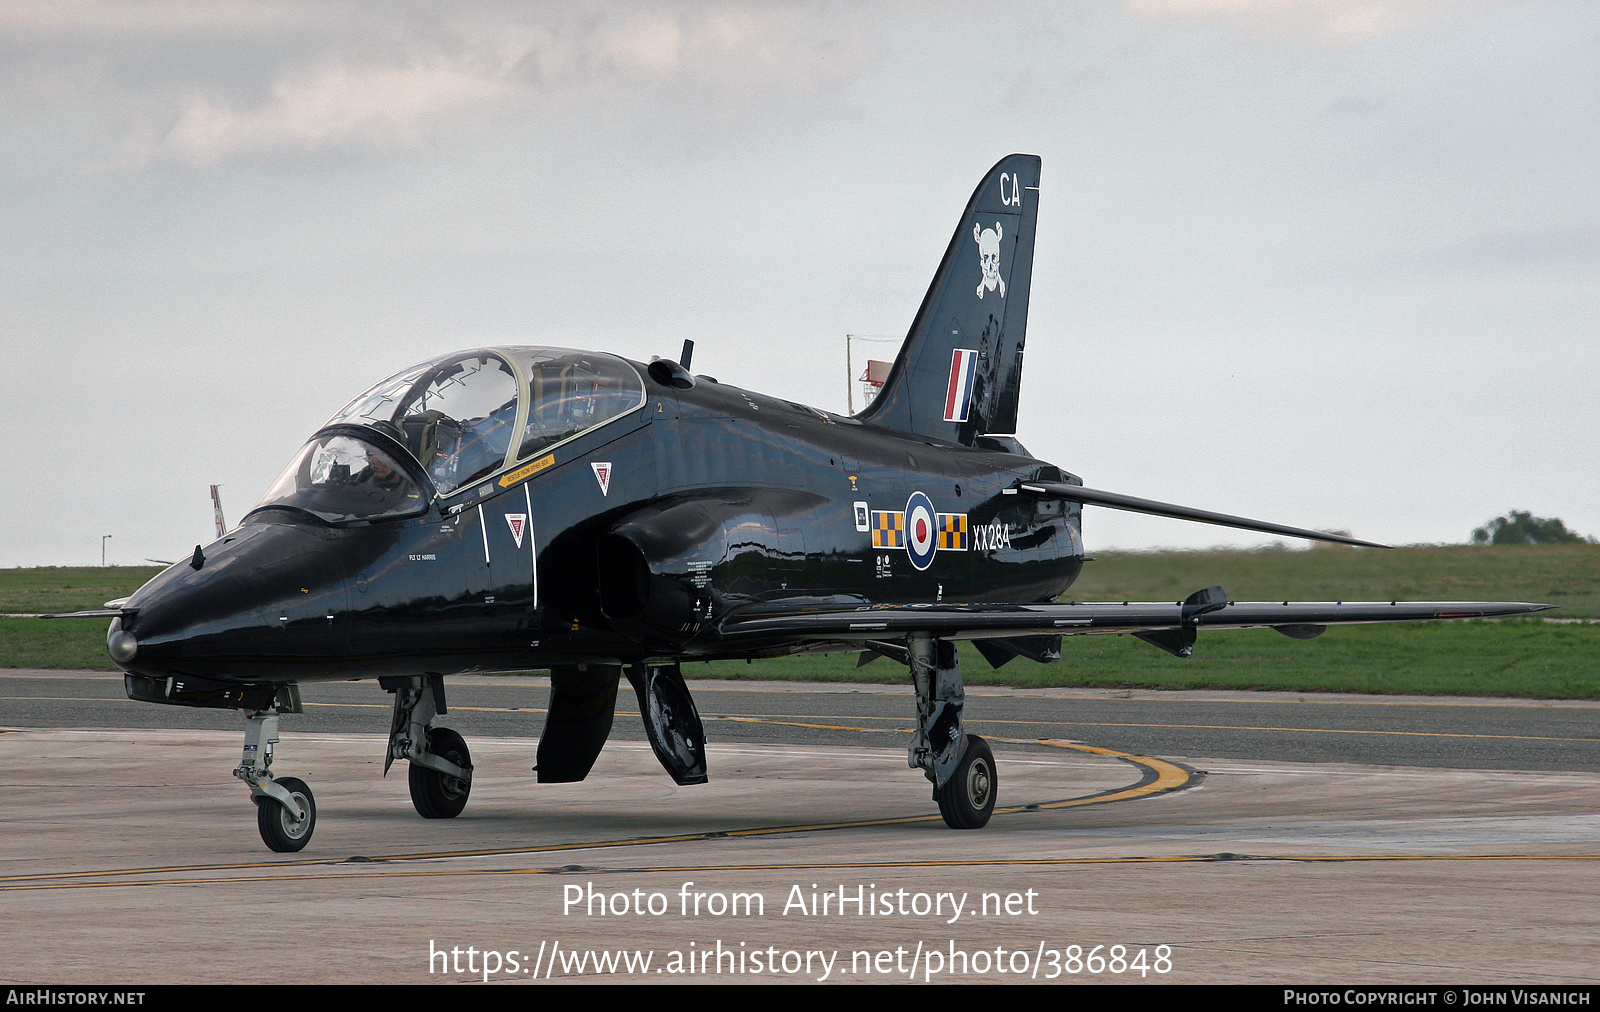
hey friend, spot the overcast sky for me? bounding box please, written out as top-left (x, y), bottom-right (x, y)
top-left (2, 0), bottom-right (1595, 567)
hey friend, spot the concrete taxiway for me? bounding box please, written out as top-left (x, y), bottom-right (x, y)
top-left (1, 671), bottom-right (1597, 985)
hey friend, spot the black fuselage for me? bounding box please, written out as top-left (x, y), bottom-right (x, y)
top-left (114, 360), bottom-right (1084, 689)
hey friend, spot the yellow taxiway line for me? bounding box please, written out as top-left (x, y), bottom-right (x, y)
top-left (0, 725), bottom-right (1195, 890)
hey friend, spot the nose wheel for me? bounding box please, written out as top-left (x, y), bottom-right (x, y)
top-left (256, 776), bottom-right (317, 852)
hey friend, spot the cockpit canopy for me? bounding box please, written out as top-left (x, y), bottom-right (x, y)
top-left (250, 347), bottom-right (645, 523)
top-left (341, 352), bottom-right (521, 497)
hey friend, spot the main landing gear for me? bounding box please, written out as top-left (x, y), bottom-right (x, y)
top-left (906, 632), bottom-right (997, 830)
top-left (382, 674), bottom-right (474, 819)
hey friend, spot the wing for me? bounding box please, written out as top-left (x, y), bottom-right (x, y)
top-left (714, 590), bottom-right (1553, 658)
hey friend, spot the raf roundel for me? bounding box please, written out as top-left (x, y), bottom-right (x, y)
top-left (904, 491), bottom-right (938, 571)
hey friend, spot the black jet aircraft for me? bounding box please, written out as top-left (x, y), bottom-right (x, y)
top-left (101, 155), bottom-right (1547, 852)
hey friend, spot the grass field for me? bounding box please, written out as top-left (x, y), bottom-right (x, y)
top-left (0, 566), bottom-right (163, 614)
top-left (4, 546), bottom-right (1596, 698)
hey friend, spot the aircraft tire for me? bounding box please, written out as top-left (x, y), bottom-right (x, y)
top-left (409, 727), bottom-right (472, 819)
top-left (256, 776), bottom-right (316, 852)
top-left (935, 735), bottom-right (996, 830)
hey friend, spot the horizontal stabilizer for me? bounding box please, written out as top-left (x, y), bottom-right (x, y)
top-left (1015, 481), bottom-right (1389, 548)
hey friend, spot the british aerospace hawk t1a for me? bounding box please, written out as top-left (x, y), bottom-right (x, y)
top-left (101, 155), bottom-right (1547, 851)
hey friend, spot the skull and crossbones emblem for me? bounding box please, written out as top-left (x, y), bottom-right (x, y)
top-left (974, 221), bottom-right (1004, 299)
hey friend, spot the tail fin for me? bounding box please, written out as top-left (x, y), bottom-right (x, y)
top-left (856, 154), bottom-right (1040, 446)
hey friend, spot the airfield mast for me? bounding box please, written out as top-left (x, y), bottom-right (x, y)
top-left (845, 334), bottom-right (897, 414)
top-left (210, 485), bottom-right (226, 538)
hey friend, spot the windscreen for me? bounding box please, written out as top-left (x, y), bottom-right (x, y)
top-left (252, 434), bottom-right (426, 524)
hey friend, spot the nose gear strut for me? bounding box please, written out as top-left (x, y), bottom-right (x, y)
top-left (233, 695), bottom-right (319, 852)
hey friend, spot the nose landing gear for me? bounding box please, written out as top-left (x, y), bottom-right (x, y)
top-left (234, 703), bottom-right (318, 852)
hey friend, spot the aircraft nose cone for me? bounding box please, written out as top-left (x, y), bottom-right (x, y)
top-left (107, 619), bottom-right (138, 664)
top-left (116, 521), bottom-right (353, 681)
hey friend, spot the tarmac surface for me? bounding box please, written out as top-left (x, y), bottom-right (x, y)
top-left (2, 669), bottom-right (1597, 986)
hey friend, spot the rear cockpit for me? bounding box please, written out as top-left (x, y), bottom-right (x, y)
top-left (248, 347), bottom-right (646, 524)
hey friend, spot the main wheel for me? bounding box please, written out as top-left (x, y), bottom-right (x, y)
top-left (256, 776), bottom-right (316, 852)
top-left (935, 735), bottom-right (997, 829)
top-left (409, 726), bottom-right (472, 819)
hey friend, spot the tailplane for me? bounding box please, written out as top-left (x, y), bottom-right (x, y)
top-left (856, 154), bottom-right (1040, 446)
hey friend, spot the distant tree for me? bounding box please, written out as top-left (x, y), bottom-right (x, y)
top-left (1472, 510), bottom-right (1595, 545)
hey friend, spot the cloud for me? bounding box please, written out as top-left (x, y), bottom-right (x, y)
top-left (0, 0), bottom-right (317, 36)
top-left (129, 56), bottom-right (525, 166)
top-left (2, 3), bottom-right (876, 169)
top-left (1126, 0), bottom-right (1487, 42)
